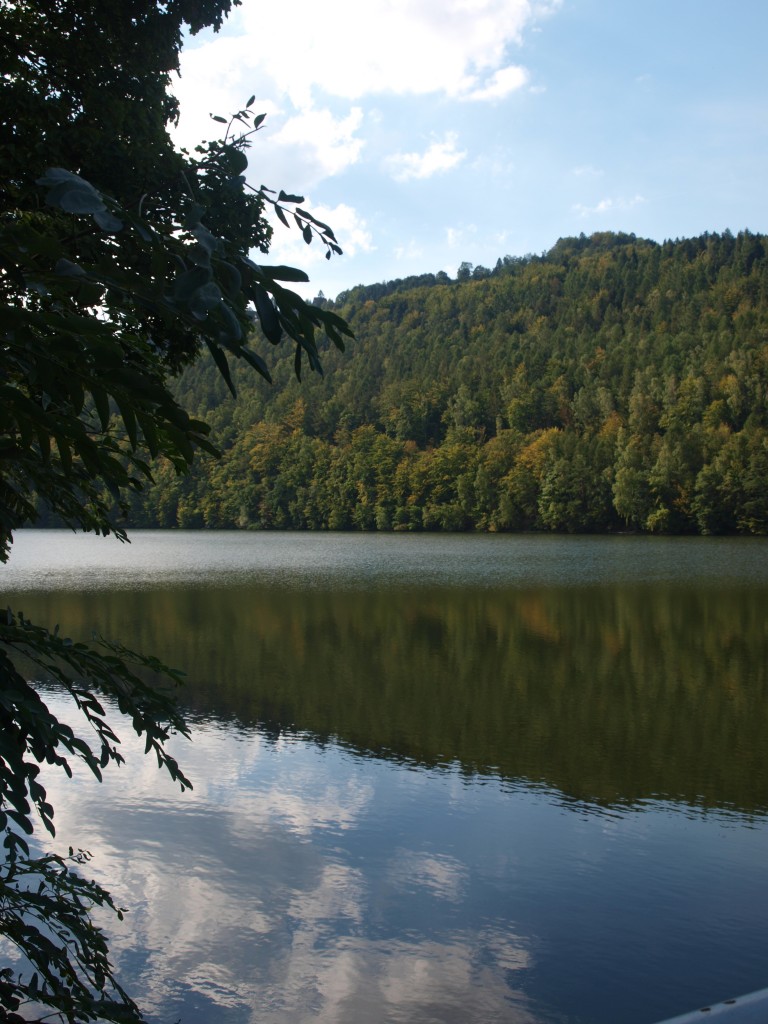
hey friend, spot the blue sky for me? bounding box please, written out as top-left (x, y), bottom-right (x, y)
top-left (174, 0), bottom-right (768, 301)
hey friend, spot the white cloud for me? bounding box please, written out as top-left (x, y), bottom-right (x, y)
top-left (462, 64), bottom-right (529, 101)
top-left (266, 202), bottom-right (374, 275)
top-left (170, 69), bottom-right (364, 190)
top-left (164, 0), bottom-right (564, 291)
top-left (172, 36), bottom-right (275, 152)
top-left (394, 239), bottom-right (425, 261)
top-left (173, 0), bottom-right (557, 149)
top-left (166, 0), bottom-right (559, 263)
top-left (470, 150), bottom-right (516, 176)
top-left (573, 194), bottom-right (647, 217)
top-left (387, 133), bottom-right (467, 182)
top-left (571, 164), bottom-right (604, 178)
top-left (232, 0), bottom-right (553, 104)
top-left (269, 106), bottom-right (366, 183)
top-left (445, 224), bottom-right (477, 248)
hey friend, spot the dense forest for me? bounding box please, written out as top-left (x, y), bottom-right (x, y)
top-left (111, 230), bottom-right (768, 534)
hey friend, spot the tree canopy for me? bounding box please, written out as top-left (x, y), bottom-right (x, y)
top-left (1, 0), bottom-right (351, 562)
top-left (116, 230), bottom-right (768, 536)
top-left (0, 0), bottom-right (351, 1019)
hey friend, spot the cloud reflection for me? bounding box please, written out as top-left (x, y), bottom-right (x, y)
top-left (387, 850), bottom-right (468, 903)
top-left (263, 933), bottom-right (535, 1024)
top-left (34, 696), bottom-right (537, 1023)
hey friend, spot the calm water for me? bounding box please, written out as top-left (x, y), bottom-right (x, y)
top-left (4, 530), bottom-right (768, 1024)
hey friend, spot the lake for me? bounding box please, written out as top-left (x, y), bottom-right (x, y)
top-left (3, 530), bottom-right (768, 1024)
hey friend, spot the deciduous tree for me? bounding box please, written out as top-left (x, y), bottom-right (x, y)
top-left (0, 1), bottom-right (351, 1019)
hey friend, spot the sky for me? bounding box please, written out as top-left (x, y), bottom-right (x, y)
top-left (172, 0), bottom-right (768, 301)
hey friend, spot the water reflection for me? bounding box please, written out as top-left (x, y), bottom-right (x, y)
top-left (6, 529), bottom-right (768, 591)
top-left (32, 685), bottom-right (768, 1024)
top-left (40, 714), bottom-right (545, 1024)
top-left (14, 579), bottom-right (768, 815)
top-left (6, 532), bottom-right (768, 1024)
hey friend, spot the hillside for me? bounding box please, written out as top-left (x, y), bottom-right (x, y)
top-left (121, 230), bottom-right (768, 535)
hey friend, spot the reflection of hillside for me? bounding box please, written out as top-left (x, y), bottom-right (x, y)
top-left (15, 583), bottom-right (768, 816)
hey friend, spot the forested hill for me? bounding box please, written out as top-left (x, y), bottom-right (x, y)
top-left (125, 230), bottom-right (768, 534)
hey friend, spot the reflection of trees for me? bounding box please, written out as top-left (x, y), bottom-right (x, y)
top-left (18, 583), bottom-right (768, 815)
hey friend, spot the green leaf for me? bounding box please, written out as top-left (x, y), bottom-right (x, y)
top-left (164, 424), bottom-right (195, 463)
top-left (190, 223), bottom-right (220, 255)
top-left (216, 301), bottom-right (243, 345)
top-left (239, 347), bottom-right (272, 382)
top-left (93, 210), bottom-right (124, 232)
top-left (36, 167), bottom-right (79, 186)
top-left (253, 284), bottom-right (282, 344)
top-left (205, 340), bottom-right (236, 396)
top-left (257, 265), bottom-right (310, 283)
top-left (183, 203), bottom-right (207, 229)
top-left (173, 266), bottom-right (211, 303)
top-left (36, 428), bottom-right (51, 463)
top-left (325, 324), bottom-right (346, 351)
top-left (55, 258), bottom-right (87, 277)
top-left (116, 399), bottom-right (138, 449)
top-left (275, 205), bottom-right (290, 229)
top-left (109, 368), bottom-right (166, 402)
top-left (300, 210), bottom-right (334, 237)
top-left (74, 279), bottom-right (107, 306)
top-left (227, 148), bottom-right (248, 175)
top-left (216, 260), bottom-right (242, 298)
top-left (189, 280), bottom-right (223, 319)
top-left (133, 412), bottom-right (158, 457)
top-left (55, 435), bottom-right (72, 474)
top-left (57, 186), bottom-right (106, 215)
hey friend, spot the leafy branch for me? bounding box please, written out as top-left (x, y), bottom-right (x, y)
top-left (0, 609), bottom-right (192, 1023)
top-left (2, 3), bottom-right (355, 1016)
top-left (0, 848), bottom-right (138, 1024)
top-left (204, 100), bottom-right (344, 259)
top-left (260, 188), bottom-right (344, 260)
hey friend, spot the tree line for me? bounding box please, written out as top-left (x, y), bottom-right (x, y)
top-left (107, 229), bottom-right (768, 535)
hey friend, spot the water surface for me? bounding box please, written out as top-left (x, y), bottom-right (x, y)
top-left (4, 531), bottom-right (768, 1024)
